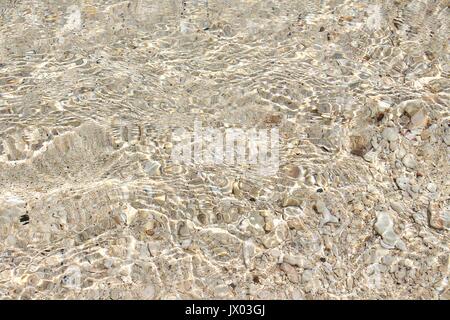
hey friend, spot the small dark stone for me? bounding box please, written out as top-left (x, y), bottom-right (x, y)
top-left (19, 214), bottom-right (30, 225)
top-left (376, 112), bottom-right (385, 122)
top-left (316, 188), bottom-right (324, 193)
top-left (319, 26), bottom-right (325, 32)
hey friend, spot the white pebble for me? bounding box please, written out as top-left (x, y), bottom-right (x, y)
top-left (426, 183), bottom-right (437, 193)
top-left (395, 177), bottom-right (409, 190)
top-left (382, 127), bottom-right (399, 142)
top-left (402, 154), bottom-right (417, 169)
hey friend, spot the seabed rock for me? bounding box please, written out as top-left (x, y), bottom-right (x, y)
top-left (374, 212), bottom-right (406, 251)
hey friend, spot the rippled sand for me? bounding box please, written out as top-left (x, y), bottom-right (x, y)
top-left (0, 1), bottom-right (449, 299)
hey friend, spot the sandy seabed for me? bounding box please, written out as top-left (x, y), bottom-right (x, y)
top-left (0, 0), bottom-right (449, 300)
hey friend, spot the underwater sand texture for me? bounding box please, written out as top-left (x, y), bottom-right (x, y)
top-left (0, 0), bottom-right (449, 299)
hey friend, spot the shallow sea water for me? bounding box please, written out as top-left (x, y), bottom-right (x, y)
top-left (0, 1), bottom-right (449, 299)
